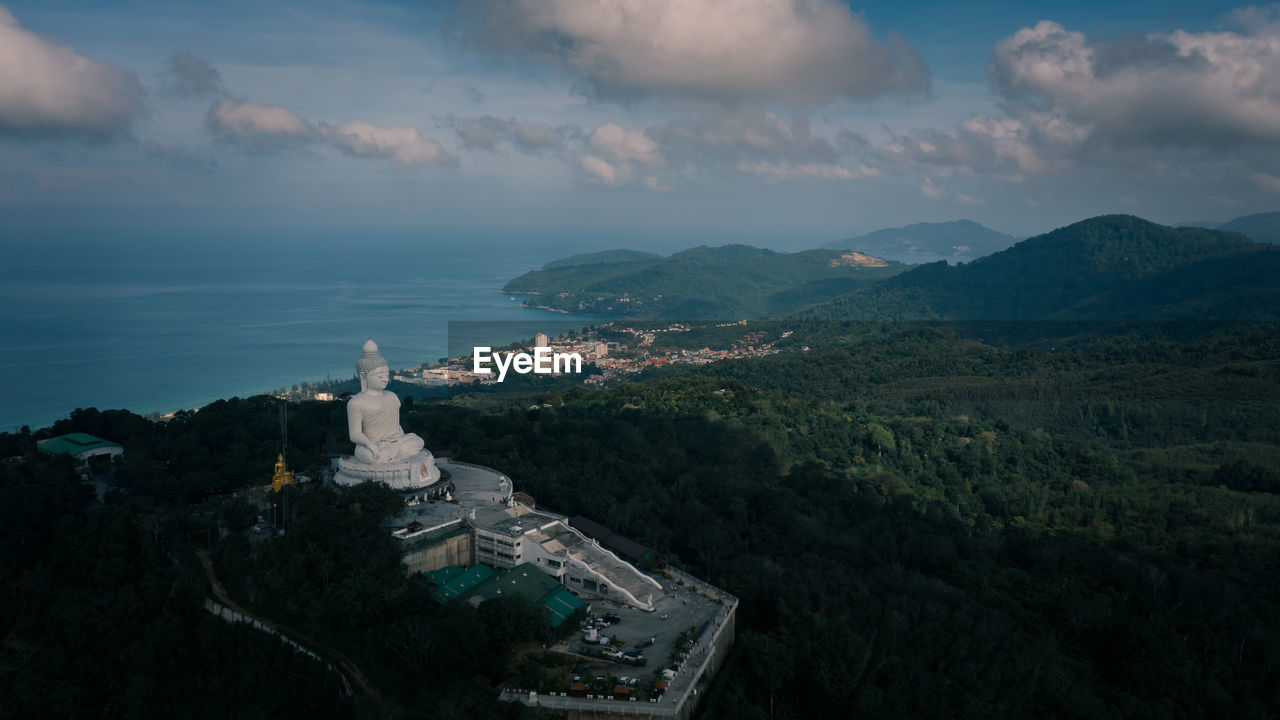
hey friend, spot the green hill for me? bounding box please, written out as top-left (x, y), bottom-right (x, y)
top-left (542, 249), bottom-right (663, 270)
top-left (800, 214), bottom-right (1272, 321)
top-left (503, 244), bottom-right (907, 319)
top-left (504, 259), bottom-right (660, 296)
top-left (826, 219), bottom-right (1016, 263)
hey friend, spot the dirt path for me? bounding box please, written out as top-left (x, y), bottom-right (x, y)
top-left (196, 549), bottom-right (383, 704)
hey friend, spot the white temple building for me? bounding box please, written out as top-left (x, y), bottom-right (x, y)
top-left (389, 458), bottom-right (662, 611)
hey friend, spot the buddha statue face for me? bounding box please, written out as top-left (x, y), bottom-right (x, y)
top-left (356, 339), bottom-right (391, 392)
top-left (365, 365), bottom-right (390, 391)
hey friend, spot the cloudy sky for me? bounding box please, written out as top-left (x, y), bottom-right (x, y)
top-left (3, 0), bottom-right (1279, 251)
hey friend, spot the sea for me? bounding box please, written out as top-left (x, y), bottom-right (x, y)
top-left (0, 236), bottom-right (594, 432)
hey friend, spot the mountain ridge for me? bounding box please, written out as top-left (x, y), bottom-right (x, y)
top-left (504, 244), bottom-right (907, 319)
top-left (542, 249), bottom-right (664, 270)
top-left (799, 214), bottom-right (1274, 321)
top-left (1216, 211), bottom-right (1280, 245)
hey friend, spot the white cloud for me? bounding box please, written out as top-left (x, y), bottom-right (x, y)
top-left (209, 99), bottom-right (312, 139)
top-left (178, 53), bottom-right (455, 168)
top-left (877, 119), bottom-right (1044, 179)
top-left (574, 114), bottom-right (884, 186)
top-left (877, 15), bottom-right (1280, 192)
top-left (879, 129), bottom-right (975, 170)
top-left (920, 176), bottom-right (942, 199)
top-left (961, 116), bottom-right (1044, 174)
top-left (581, 154), bottom-right (626, 185)
top-left (464, 0), bottom-right (929, 105)
top-left (321, 121), bottom-right (457, 167)
top-left (207, 98), bottom-right (456, 168)
top-left (655, 113), bottom-right (839, 165)
top-left (988, 19), bottom-right (1280, 150)
top-left (576, 123), bottom-right (662, 185)
top-left (588, 123), bottom-right (663, 167)
top-left (0, 5), bottom-right (146, 140)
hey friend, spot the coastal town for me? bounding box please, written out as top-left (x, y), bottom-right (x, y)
top-left (399, 322), bottom-right (794, 389)
top-left (261, 321), bottom-right (800, 406)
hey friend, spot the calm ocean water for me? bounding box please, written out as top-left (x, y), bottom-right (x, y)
top-left (0, 239), bottom-right (592, 432)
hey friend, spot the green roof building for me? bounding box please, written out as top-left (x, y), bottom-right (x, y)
top-left (429, 564), bottom-right (497, 602)
top-left (428, 562), bottom-right (587, 629)
top-left (37, 433), bottom-right (123, 469)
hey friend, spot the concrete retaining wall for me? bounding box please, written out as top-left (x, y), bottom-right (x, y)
top-left (402, 528), bottom-right (473, 573)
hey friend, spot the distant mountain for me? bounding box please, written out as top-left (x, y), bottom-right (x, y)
top-left (504, 244), bottom-right (907, 319)
top-left (1173, 220), bottom-right (1222, 229)
top-left (799, 214), bottom-right (1276, 321)
top-left (1217, 211), bottom-right (1280, 245)
top-left (826, 219), bottom-right (1016, 264)
top-left (542, 249), bottom-right (663, 270)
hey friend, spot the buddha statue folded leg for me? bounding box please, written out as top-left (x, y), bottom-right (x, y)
top-left (385, 432), bottom-right (425, 460)
top-left (354, 432), bottom-right (425, 464)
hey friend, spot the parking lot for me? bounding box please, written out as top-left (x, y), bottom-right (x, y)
top-left (554, 574), bottom-right (723, 686)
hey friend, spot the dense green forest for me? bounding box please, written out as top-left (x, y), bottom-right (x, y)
top-left (0, 413), bottom-right (570, 719)
top-left (3, 318), bottom-right (1279, 718)
top-left (503, 244), bottom-right (907, 318)
top-left (644, 321), bottom-right (1280, 449)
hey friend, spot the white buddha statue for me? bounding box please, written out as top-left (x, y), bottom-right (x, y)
top-left (348, 340), bottom-right (425, 463)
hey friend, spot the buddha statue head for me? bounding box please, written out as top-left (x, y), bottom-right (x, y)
top-left (356, 339), bottom-right (391, 392)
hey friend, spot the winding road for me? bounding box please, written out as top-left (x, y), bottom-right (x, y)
top-left (196, 549), bottom-right (383, 703)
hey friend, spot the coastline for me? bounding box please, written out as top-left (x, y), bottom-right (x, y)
top-left (507, 293), bottom-right (611, 318)
top-left (525, 304), bottom-right (573, 314)
top-left (523, 302), bottom-right (615, 320)
top-left (6, 290), bottom-right (598, 434)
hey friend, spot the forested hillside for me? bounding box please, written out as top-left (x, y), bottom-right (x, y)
top-left (503, 244), bottom-right (907, 319)
top-left (5, 217), bottom-right (1279, 718)
top-left (800, 215), bottom-right (1273, 321)
top-left (4, 318), bottom-right (1278, 718)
